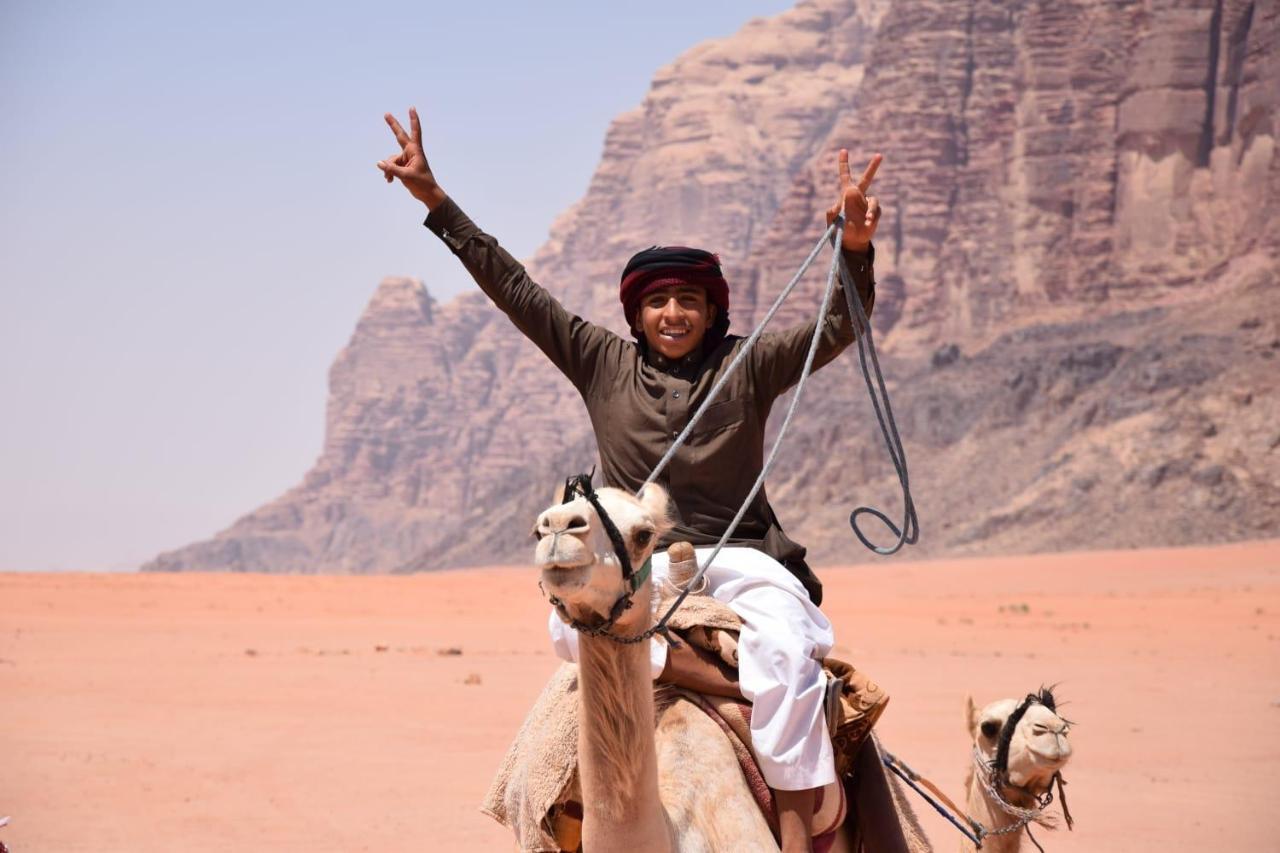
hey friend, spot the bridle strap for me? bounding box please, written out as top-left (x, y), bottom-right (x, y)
top-left (630, 554), bottom-right (652, 591)
top-left (993, 689), bottom-right (1062, 783)
top-left (545, 471), bottom-right (660, 641)
top-left (562, 471), bottom-right (636, 585)
top-left (993, 692), bottom-right (1038, 781)
top-left (545, 554), bottom-right (655, 639)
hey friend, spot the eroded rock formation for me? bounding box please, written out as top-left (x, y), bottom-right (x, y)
top-left (145, 0), bottom-right (1279, 573)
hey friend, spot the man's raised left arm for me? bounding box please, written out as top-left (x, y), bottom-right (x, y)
top-left (752, 150), bottom-right (883, 396)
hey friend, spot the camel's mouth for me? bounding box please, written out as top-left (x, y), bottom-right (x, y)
top-left (534, 531), bottom-right (595, 572)
top-left (1005, 740), bottom-right (1072, 790)
top-left (1025, 744), bottom-right (1071, 769)
top-left (538, 561), bottom-right (592, 597)
top-left (541, 559), bottom-right (593, 572)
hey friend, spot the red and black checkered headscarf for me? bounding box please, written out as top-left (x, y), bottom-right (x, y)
top-left (619, 246), bottom-right (731, 343)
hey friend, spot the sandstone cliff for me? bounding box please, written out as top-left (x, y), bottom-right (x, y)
top-left (145, 0), bottom-right (1279, 574)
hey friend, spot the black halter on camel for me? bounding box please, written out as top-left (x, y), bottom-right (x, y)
top-left (981, 688), bottom-right (1074, 849)
top-left (541, 471), bottom-right (662, 644)
top-left (882, 687), bottom-right (1074, 851)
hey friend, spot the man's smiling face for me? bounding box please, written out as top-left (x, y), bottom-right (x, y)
top-left (635, 284), bottom-right (717, 361)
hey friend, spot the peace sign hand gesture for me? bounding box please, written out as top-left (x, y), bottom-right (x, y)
top-left (825, 149), bottom-right (882, 253)
top-left (378, 107), bottom-right (447, 211)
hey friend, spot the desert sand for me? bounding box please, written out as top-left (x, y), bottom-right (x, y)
top-left (3, 540), bottom-right (1278, 851)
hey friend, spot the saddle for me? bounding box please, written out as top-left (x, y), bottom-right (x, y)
top-left (825, 656), bottom-right (891, 778)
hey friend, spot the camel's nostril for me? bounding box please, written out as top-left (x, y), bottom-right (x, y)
top-left (568, 516), bottom-right (588, 530)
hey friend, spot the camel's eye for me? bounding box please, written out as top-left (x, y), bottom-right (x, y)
top-left (633, 529), bottom-right (653, 548)
top-left (980, 720), bottom-right (1001, 739)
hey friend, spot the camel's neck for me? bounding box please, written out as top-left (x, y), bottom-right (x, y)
top-left (575, 623), bottom-right (666, 842)
top-left (963, 769), bottom-right (1038, 853)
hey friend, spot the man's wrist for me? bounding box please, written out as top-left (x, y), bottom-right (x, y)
top-left (422, 194), bottom-right (474, 252)
top-left (421, 186), bottom-right (448, 212)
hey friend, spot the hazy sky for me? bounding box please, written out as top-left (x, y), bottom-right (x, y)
top-left (0, 0), bottom-right (797, 571)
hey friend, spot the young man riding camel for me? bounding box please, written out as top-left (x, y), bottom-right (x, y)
top-left (379, 106), bottom-right (883, 853)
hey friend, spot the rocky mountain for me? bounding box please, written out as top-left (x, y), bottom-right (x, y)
top-left (144, 0), bottom-right (1279, 574)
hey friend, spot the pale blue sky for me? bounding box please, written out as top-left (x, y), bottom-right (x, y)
top-left (0, 0), bottom-right (795, 571)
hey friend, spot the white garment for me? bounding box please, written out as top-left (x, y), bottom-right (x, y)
top-left (547, 546), bottom-right (837, 791)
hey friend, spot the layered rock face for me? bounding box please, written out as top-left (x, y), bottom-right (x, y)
top-left (145, 0), bottom-right (1279, 574)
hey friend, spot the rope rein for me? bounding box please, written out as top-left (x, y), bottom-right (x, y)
top-left (586, 214), bottom-right (915, 647)
top-left (637, 219), bottom-right (848, 640)
top-left (837, 242), bottom-right (919, 555)
top-left (553, 220), bottom-right (844, 643)
top-left (557, 216), bottom-right (918, 644)
top-left (881, 749), bottom-right (985, 846)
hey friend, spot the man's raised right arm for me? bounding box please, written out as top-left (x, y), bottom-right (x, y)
top-left (377, 108), bottom-right (618, 390)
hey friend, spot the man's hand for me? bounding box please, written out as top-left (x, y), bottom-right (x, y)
top-left (657, 638), bottom-right (744, 699)
top-left (378, 107), bottom-right (447, 211)
top-left (825, 149), bottom-right (882, 253)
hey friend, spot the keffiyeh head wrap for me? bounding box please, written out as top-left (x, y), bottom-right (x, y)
top-left (619, 246), bottom-right (731, 344)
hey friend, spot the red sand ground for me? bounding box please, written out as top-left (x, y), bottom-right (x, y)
top-left (3, 540), bottom-right (1278, 851)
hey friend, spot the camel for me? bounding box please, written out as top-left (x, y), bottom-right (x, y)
top-left (534, 480), bottom-right (782, 851)
top-left (960, 691), bottom-right (1074, 853)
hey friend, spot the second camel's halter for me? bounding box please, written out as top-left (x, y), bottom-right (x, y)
top-left (883, 689), bottom-right (1074, 850)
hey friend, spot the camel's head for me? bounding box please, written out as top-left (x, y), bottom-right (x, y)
top-left (967, 688), bottom-right (1073, 794)
top-left (533, 480), bottom-right (672, 630)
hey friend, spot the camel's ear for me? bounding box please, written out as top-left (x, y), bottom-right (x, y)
top-left (636, 483), bottom-right (672, 532)
top-left (965, 695), bottom-right (979, 739)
